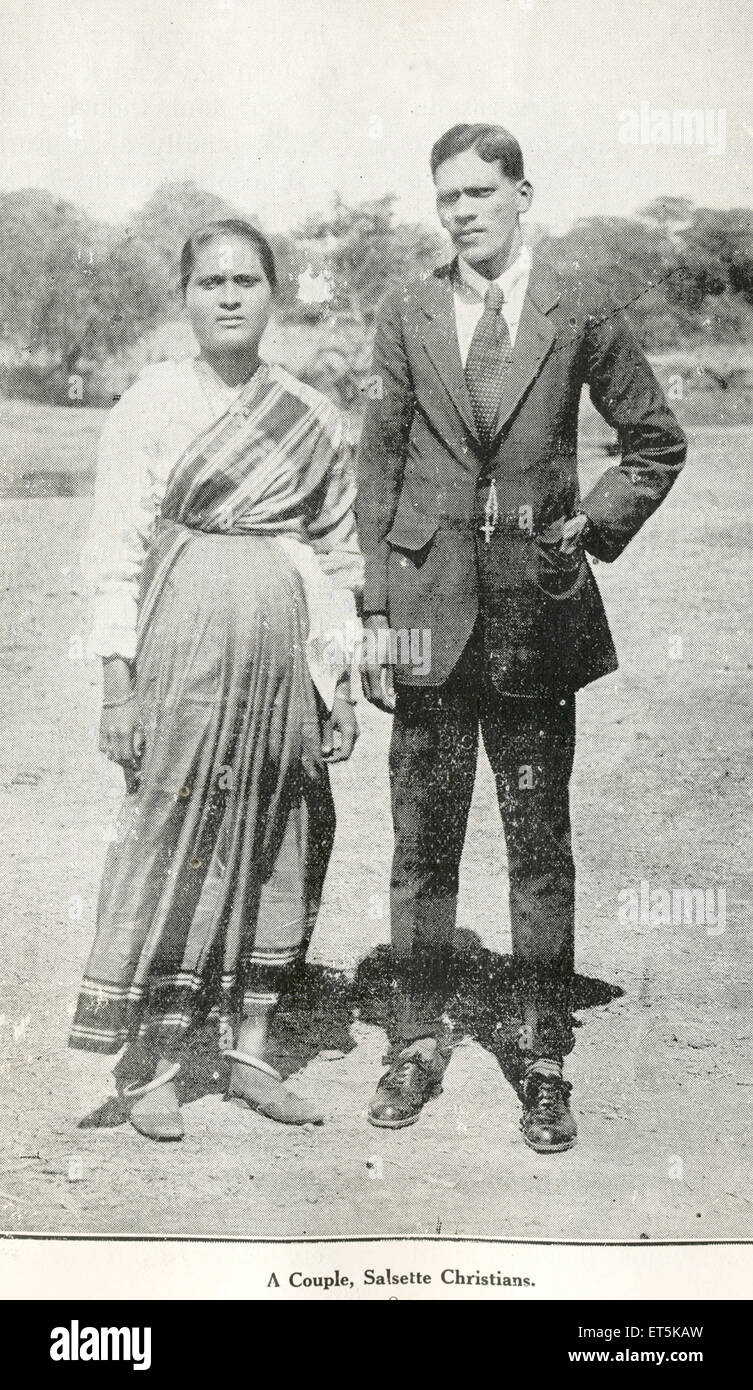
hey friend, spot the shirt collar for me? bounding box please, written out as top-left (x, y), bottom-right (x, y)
top-left (457, 241), bottom-right (532, 302)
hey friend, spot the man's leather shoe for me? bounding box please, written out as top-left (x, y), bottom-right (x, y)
top-left (368, 1042), bottom-right (448, 1128)
top-left (520, 1065), bottom-right (577, 1153)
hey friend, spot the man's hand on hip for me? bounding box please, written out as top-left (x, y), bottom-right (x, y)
top-left (539, 511), bottom-right (592, 556)
top-left (560, 512), bottom-right (591, 554)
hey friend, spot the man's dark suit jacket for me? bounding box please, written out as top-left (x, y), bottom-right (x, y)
top-left (355, 257), bottom-right (687, 695)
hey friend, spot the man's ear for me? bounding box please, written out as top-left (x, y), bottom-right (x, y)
top-left (516, 180), bottom-right (534, 213)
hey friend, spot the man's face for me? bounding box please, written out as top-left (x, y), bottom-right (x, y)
top-left (434, 147), bottom-right (532, 274)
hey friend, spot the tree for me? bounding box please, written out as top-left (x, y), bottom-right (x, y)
top-left (294, 193), bottom-right (443, 323)
top-left (673, 207), bottom-right (753, 305)
top-left (0, 190), bottom-right (87, 358)
top-left (0, 189), bottom-right (166, 397)
top-left (639, 196), bottom-right (695, 235)
top-left (541, 215), bottom-right (677, 301)
top-left (131, 179), bottom-right (295, 311)
top-left (131, 180), bottom-right (243, 295)
top-left (539, 214), bottom-right (688, 347)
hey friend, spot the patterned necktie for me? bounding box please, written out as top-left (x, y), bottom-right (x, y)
top-left (464, 283), bottom-right (512, 448)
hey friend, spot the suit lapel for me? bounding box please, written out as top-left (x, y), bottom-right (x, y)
top-left (416, 258), bottom-right (561, 445)
top-left (418, 264), bottom-right (479, 442)
top-left (491, 259), bottom-right (561, 439)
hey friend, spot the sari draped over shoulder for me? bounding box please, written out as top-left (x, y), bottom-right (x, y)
top-left (70, 362), bottom-right (360, 1067)
top-left (139, 361), bottom-right (360, 709)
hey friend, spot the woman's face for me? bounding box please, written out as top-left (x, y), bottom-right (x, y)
top-left (184, 236), bottom-right (273, 357)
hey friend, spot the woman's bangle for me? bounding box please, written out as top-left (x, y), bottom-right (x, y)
top-left (102, 691), bottom-right (136, 711)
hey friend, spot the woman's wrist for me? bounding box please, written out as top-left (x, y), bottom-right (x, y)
top-left (102, 690), bottom-right (137, 711)
top-left (102, 655), bottom-right (135, 703)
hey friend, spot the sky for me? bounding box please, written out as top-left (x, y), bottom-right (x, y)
top-left (1, 0), bottom-right (750, 238)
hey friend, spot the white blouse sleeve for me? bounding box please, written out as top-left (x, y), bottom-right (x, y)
top-left (305, 409), bottom-right (364, 599)
top-left (81, 369), bottom-right (165, 661)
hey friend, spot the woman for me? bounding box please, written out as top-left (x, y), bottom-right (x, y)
top-left (70, 219), bottom-right (362, 1140)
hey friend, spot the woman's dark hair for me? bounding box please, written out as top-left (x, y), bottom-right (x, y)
top-left (180, 219), bottom-right (277, 295)
top-left (430, 123), bottom-right (525, 182)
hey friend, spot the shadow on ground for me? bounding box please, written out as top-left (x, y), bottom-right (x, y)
top-left (77, 931), bottom-right (622, 1129)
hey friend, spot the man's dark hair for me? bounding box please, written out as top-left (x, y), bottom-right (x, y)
top-left (430, 123), bottom-right (525, 182)
top-left (180, 218), bottom-right (277, 295)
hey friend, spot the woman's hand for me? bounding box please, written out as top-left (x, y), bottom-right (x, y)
top-left (321, 692), bottom-right (360, 765)
top-left (99, 697), bottom-right (145, 793)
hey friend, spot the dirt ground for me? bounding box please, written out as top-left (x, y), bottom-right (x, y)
top-left (0, 401), bottom-right (751, 1242)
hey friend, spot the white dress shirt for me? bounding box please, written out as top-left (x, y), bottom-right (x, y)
top-left (453, 241), bottom-right (532, 365)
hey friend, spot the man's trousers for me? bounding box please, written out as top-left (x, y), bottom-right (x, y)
top-left (388, 627), bottom-right (577, 1063)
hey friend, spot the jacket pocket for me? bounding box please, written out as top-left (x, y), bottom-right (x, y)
top-left (385, 505), bottom-right (439, 555)
top-left (532, 538), bottom-right (587, 600)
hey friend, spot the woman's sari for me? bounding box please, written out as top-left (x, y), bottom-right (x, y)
top-left (69, 363), bottom-right (359, 1066)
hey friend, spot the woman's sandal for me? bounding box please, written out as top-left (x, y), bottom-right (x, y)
top-left (223, 1049), bottom-right (324, 1126)
top-left (122, 1062), bottom-right (184, 1142)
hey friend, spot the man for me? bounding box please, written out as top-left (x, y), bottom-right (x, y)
top-left (355, 123), bottom-right (686, 1152)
